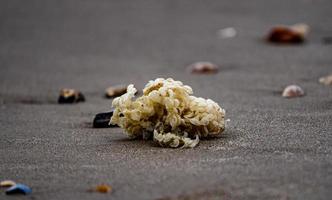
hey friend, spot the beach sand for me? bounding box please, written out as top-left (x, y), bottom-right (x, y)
top-left (0, 0), bottom-right (331, 199)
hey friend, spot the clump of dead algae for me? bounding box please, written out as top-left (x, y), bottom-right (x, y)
top-left (110, 78), bottom-right (225, 148)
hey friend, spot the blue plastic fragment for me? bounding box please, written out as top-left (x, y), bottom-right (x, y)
top-left (5, 183), bottom-right (32, 195)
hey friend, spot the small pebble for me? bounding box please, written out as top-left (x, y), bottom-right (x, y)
top-left (322, 36), bottom-right (332, 44)
top-left (267, 23), bottom-right (309, 44)
top-left (0, 180), bottom-right (16, 187)
top-left (319, 74), bottom-right (332, 85)
top-left (5, 184), bottom-right (32, 195)
top-left (93, 111), bottom-right (118, 128)
top-left (58, 88), bottom-right (85, 104)
top-left (217, 27), bottom-right (237, 39)
top-left (105, 85), bottom-right (127, 98)
top-left (90, 184), bottom-right (112, 193)
top-left (188, 62), bottom-right (219, 74)
top-left (282, 85), bottom-right (305, 98)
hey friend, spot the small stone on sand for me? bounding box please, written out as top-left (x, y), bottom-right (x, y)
top-left (319, 74), bottom-right (332, 85)
top-left (58, 88), bottom-right (85, 104)
top-left (322, 36), bottom-right (332, 45)
top-left (93, 111), bottom-right (118, 128)
top-left (92, 184), bottom-right (112, 193)
top-left (282, 85), bottom-right (305, 98)
top-left (105, 85), bottom-right (127, 98)
top-left (188, 62), bottom-right (219, 74)
top-left (217, 27), bottom-right (237, 39)
top-left (267, 23), bottom-right (309, 44)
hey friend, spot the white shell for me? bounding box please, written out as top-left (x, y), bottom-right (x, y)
top-left (188, 62), bottom-right (219, 74)
top-left (217, 27), bottom-right (237, 39)
top-left (282, 85), bottom-right (305, 98)
top-left (0, 180), bottom-right (16, 187)
top-left (319, 74), bottom-right (332, 85)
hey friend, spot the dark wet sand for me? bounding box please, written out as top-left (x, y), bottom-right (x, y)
top-left (0, 0), bottom-right (331, 199)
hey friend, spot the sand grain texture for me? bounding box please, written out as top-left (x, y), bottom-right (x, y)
top-left (0, 0), bottom-right (331, 199)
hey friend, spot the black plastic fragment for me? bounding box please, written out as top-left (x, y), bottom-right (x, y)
top-left (93, 111), bottom-right (118, 128)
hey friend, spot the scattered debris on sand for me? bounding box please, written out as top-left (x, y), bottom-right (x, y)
top-left (188, 62), bottom-right (219, 74)
top-left (93, 110), bottom-right (118, 128)
top-left (5, 183), bottom-right (32, 195)
top-left (267, 23), bottom-right (309, 44)
top-left (110, 78), bottom-right (225, 148)
top-left (319, 74), bottom-right (332, 85)
top-left (282, 85), bottom-right (305, 98)
top-left (58, 89), bottom-right (85, 104)
top-left (105, 85), bottom-right (127, 98)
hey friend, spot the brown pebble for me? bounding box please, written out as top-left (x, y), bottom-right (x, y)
top-left (282, 85), bottom-right (305, 98)
top-left (319, 74), bottom-right (332, 85)
top-left (58, 88), bottom-right (85, 104)
top-left (0, 180), bottom-right (16, 187)
top-left (93, 184), bottom-right (112, 193)
top-left (188, 62), bottom-right (219, 74)
top-left (267, 23), bottom-right (309, 44)
top-left (105, 85), bottom-right (127, 98)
